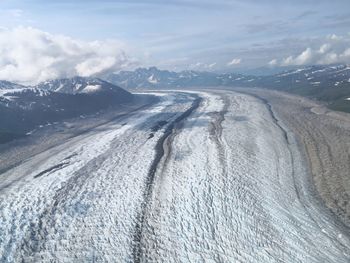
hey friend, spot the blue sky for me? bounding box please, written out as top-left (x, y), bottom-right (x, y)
top-left (0, 0), bottom-right (350, 79)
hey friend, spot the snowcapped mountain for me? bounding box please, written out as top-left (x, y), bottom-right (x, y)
top-left (260, 64), bottom-right (350, 112)
top-left (105, 64), bottom-right (350, 112)
top-left (105, 64), bottom-right (350, 90)
top-left (277, 64), bottom-right (350, 81)
top-left (106, 67), bottom-right (179, 89)
top-left (1, 77), bottom-right (133, 112)
top-left (1, 63), bottom-right (350, 144)
top-left (35, 76), bottom-right (131, 96)
top-left (0, 78), bottom-right (133, 144)
top-left (107, 67), bottom-right (239, 89)
top-left (0, 80), bottom-right (26, 90)
top-left (0, 87), bottom-right (51, 109)
top-left (105, 67), bottom-right (257, 89)
top-left (260, 64), bottom-right (350, 89)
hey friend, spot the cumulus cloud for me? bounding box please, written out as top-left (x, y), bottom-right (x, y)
top-left (227, 58), bottom-right (241, 66)
top-left (282, 48), bottom-right (313, 65)
top-left (189, 62), bottom-right (217, 70)
top-left (281, 34), bottom-right (350, 66)
top-left (318, 43), bottom-right (331, 54)
top-left (268, 59), bottom-right (278, 66)
top-left (208, 62), bottom-right (217, 68)
top-left (0, 27), bottom-right (134, 85)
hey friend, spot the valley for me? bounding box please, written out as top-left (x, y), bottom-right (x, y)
top-left (1, 90), bottom-right (349, 262)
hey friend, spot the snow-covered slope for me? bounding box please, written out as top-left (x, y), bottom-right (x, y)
top-left (105, 64), bottom-right (350, 90)
top-left (35, 76), bottom-right (130, 95)
top-left (0, 80), bottom-right (26, 90)
top-left (0, 87), bottom-right (50, 100)
top-left (106, 67), bottom-right (245, 89)
top-left (0, 79), bottom-right (134, 144)
top-left (262, 64), bottom-right (350, 89)
top-left (1, 90), bottom-right (349, 262)
top-left (105, 65), bottom-right (350, 112)
top-left (106, 67), bottom-right (179, 89)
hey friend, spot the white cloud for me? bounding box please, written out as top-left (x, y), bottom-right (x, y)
top-left (268, 59), bottom-right (278, 66)
top-left (327, 34), bottom-right (342, 41)
top-left (281, 48), bottom-right (311, 66)
top-left (227, 58), bottom-right (241, 66)
top-left (281, 34), bottom-right (350, 66)
top-left (0, 27), bottom-right (134, 85)
top-left (283, 48), bottom-right (313, 65)
top-left (193, 62), bottom-right (203, 67)
top-left (343, 48), bottom-right (350, 57)
top-left (189, 62), bottom-right (217, 70)
top-left (318, 52), bottom-right (339, 64)
top-left (319, 43), bottom-right (330, 54)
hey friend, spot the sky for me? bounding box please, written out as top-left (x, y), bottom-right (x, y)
top-left (0, 0), bottom-right (350, 84)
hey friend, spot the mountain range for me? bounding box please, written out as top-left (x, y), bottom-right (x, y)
top-left (1, 64), bottom-right (350, 144)
top-left (105, 64), bottom-right (350, 111)
top-left (35, 76), bottom-right (131, 95)
top-left (0, 78), bottom-right (133, 144)
top-left (106, 64), bottom-right (350, 90)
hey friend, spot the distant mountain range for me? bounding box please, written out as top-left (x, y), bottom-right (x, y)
top-left (0, 80), bottom-right (26, 90)
top-left (105, 64), bottom-right (350, 90)
top-left (105, 64), bottom-right (350, 112)
top-left (0, 78), bottom-right (133, 144)
top-left (1, 63), bottom-right (350, 144)
top-left (105, 67), bottom-right (225, 89)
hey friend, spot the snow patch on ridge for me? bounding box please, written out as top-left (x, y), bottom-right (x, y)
top-left (148, 74), bottom-right (158, 84)
top-left (81, 84), bottom-right (102, 93)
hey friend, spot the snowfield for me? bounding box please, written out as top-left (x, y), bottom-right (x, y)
top-left (0, 90), bottom-right (349, 262)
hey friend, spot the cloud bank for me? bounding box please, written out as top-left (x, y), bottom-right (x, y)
top-left (0, 27), bottom-right (133, 85)
top-left (188, 62), bottom-right (218, 70)
top-left (279, 34), bottom-right (350, 66)
top-left (227, 58), bottom-right (241, 66)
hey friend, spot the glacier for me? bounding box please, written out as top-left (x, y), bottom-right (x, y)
top-left (0, 90), bottom-right (349, 262)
